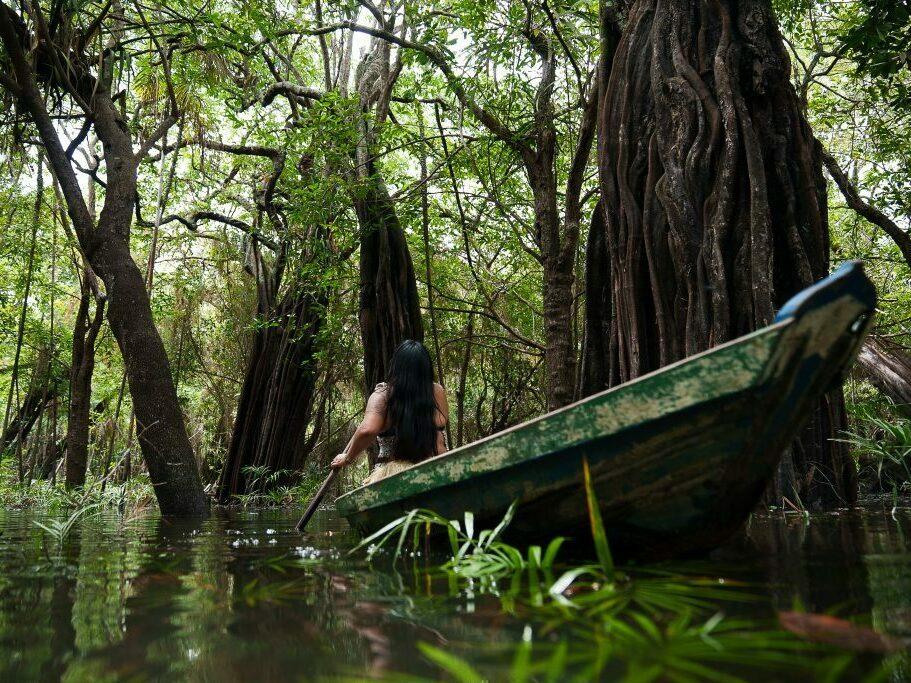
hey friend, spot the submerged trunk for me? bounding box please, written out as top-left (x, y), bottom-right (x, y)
top-left (354, 171), bottom-right (424, 393)
top-left (65, 269), bottom-right (106, 488)
top-left (217, 286), bottom-right (326, 501)
top-left (587, 0), bottom-right (854, 508)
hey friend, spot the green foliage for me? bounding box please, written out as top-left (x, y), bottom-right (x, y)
top-left (840, 405), bottom-right (911, 492)
top-left (33, 501), bottom-right (103, 546)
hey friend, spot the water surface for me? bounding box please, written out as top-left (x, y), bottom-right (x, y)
top-left (0, 505), bottom-right (908, 681)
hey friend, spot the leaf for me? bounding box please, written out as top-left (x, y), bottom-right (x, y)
top-left (485, 500), bottom-right (517, 548)
top-left (542, 537), bottom-right (565, 569)
top-left (582, 457), bottom-right (614, 579)
top-left (549, 566), bottom-right (599, 597)
top-left (778, 611), bottom-right (904, 653)
top-left (418, 642), bottom-right (484, 683)
top-left (511, 625), bottom-right (533, 683)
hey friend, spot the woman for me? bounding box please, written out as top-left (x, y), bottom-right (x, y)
top-left (331, 340), bottom-right (449, 484)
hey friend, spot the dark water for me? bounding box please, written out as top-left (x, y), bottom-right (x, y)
top-left (0, 505), bottom-right (909, 681)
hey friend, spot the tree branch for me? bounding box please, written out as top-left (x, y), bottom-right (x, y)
top-left (160, 211), bottom-right (279, 251)
top-left (260, 81), bottom-right (323, 107)
top-left (818, 141), bottom-right (911, 271)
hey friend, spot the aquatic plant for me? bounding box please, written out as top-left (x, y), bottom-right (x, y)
top-left (33, 501), bottom-right (104, 545)
top-left (357, 460), bottom-right (893, 681)
top-left (839, 412), bottom-right (911, 490)
top-left (412, 614), bottom-right (856, 683)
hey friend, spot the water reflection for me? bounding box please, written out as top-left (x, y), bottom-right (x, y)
top-left (0, 506), bottom-right (907, 680)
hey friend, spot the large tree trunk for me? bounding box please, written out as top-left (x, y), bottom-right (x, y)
top-left (65, 268), bottom-right (105, 488)
top-left (354, 170), bottom-right (424, 393)
top-left (586, 0), bottom-right (854, 508)
top-left (857, 336), bottom-right (911, 418)
top-left (217, 285), bottom-right (326, 501)
top-left (581, 199), bottom-right (618, 395)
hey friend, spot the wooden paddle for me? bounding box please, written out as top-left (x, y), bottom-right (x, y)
top-left (295, 468), bottom-right (339, 532)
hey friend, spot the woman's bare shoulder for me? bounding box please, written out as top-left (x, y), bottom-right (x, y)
top-left (433, 383), bottom-right (449, 414)
top-left (366, 384), bottom-right (389, 412)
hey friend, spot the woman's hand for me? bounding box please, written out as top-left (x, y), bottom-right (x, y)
top-left (330, 453), bottom-right (350, 469)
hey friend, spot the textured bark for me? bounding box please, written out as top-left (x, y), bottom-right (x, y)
top-left (586, 0), bottom-right (854, 508)
top-left (354, 171), bottom-right (424, 394)
top-left (581, 199), bottom-right (618, 394)
top-left (348, 27), bottom-right (424, 465)
top-left (217, 284), bottom-right (326, 501)
top-left (64, 268), bottom-right (105, 488)
top-left (0, 4), bottom-right (207, 514)
top-left (857, 336), bottom-right (911, 418)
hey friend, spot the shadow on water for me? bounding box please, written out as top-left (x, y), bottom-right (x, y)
top-left (0, 504), bottom-right (908, 680)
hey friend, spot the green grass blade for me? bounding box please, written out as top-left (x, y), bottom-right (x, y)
top-left (583, 457), bottom-right (614, 579)
top-left (417, 642), bottom-right (484, 683)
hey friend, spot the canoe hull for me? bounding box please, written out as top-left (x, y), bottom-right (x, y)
top-left (337, 262), bottom-right (877, 559)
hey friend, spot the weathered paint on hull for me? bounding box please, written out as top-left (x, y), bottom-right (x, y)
top-left (336, 262), bottom-right (877, 559)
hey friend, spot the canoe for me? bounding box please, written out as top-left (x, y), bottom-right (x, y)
top-left (336, 262), bottom-right (877, 558)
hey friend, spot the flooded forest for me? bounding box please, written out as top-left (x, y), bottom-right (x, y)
top-left (0, 0), bottom-right (910, 680)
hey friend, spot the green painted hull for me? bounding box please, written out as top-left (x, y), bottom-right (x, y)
top-left (336, 263), bottom-right (877, 558)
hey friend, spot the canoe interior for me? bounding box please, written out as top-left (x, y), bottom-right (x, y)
top-left (336, 262), bottom-right (877, 559)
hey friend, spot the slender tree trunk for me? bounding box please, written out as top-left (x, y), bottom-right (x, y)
top-left (65, 269), bottom-right (106, 488)
top-left (456, 313), bottom-right (475, 448)
top-left (531, 161), bottom-right (578, 410)
top-left (586, 0), bottom-right (854, 508)
top-left (419, 110), bottom-right (451, 446)
top-left (2, 157), bottom-right (42, 465)
top-left (1, 348), bottom-right (55, 457)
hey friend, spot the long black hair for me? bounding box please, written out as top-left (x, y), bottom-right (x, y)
top-left (385, 340), bottom-right (439, 463)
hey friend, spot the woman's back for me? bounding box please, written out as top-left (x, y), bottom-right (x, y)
top-left (374, 381), bottom-right (448, 463)
top-left (330, 340), bottom-right (449, 485)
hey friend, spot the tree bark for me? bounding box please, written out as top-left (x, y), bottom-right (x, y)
top-left (580, 199), bottom-right (618, 395)
top-left (354, 170), bottom-right (424, 394)
top-left (65, 268), bottom-right (105, 488)
top-left (586, 0), bottom-right (854, 508)
top-left (217, 283), bottom-right (326, 501)
top-left (0, 349), bottom-right (55, 457)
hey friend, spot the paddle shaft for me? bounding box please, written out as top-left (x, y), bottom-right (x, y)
top-left (295, 468), bottom-right (339, 532)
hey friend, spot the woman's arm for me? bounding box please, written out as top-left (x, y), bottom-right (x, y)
top-left (435, 383), bottom-right (450, 455)
top-left (331, 389), bottom-right (387, 469)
